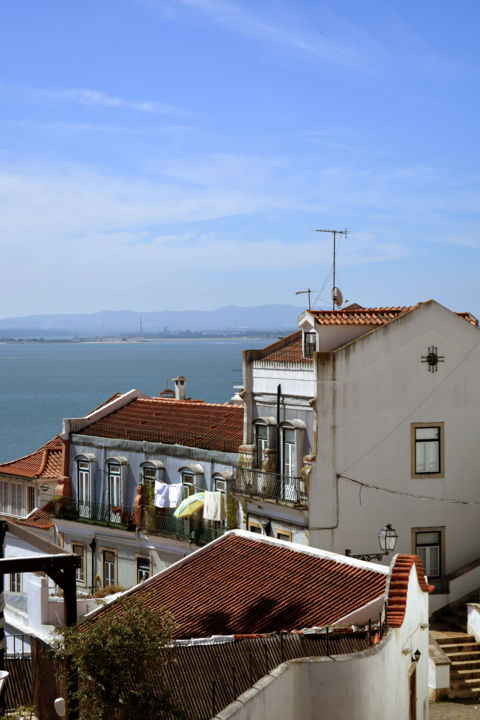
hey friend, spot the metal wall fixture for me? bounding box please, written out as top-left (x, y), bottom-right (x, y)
top-left (345, 523), bottom-right (398, 562)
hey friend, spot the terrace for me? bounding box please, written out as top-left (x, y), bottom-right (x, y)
top-left (231, 466), bottom-right (308, 507)
top-left (59, 500), bottom-right (224, 546)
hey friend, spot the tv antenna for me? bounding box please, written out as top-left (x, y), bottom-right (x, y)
top-left (314, 228), bottom-right (348, 309)
top-left (295, 288), bottom-right (315, 310)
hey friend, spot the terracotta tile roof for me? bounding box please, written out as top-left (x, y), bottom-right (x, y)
top-left (386, 554), bottom-right (434, 628)
top-left (90, 532), bottom-right (388, 639)
top-left (15, 502), bottom-right (54, 530)
top-left (0, 437), bottom-right (64, 480)
top-left (310, 306), bottom-right (416, 326)
top-left (78, 397), bottom-right (243, 453)
top-left (250, 331), bottom-right (309, 364)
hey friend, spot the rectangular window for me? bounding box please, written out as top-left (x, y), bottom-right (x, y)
top-left (304, 331), bottom-right (316, 358)
top-left (137, 557), bottom-right (150, 583)
top-left (10, 573), bottom-right (22, 593)
top-left (282, 428), bottom-right (296, 478)
top-left (0, 482), bottom-right (9, 514)
top-left (415, 530), bottom-right (442, 578)
top-left (275, 529), bottom-right (292, 542)
top-left (77, 460), bottom-right (90, 518)
top-left (255, 425), bottom-right (268, 468)
top-left (182, 474), bottom-right (195, 500)
top-left (103, 550), bottom-right (116, 588)
top-left (411, 423), bottom-right (444, 477)
top-left (248, 520), bottom-right (263, 534)
top-left (27, 486), bottom-right (36, 514)
top-left (72, 543), bottom-right (86, 584)
top-left (11, 483), bottom-right (23, 516)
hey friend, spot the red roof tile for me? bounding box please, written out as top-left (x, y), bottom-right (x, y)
top-left (250, 331), bottom-right (309, 364)
top-left (386, 554), bottom-right (434, 628)
top-left (78, 397), bottom-right (243, 453)
top-left (15, 503), bottom-right (55, 530)
top-left (0, 437), bottom-right (64, 480)
top-left (90, 532), bottom-right (388, 639)
top-left (310, 306), bottom-right (416, 326)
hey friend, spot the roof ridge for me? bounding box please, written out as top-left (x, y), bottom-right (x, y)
top-left (0, 435), bottom-right (61, 469)
top-left (136, 397), bottom-right (242, 411)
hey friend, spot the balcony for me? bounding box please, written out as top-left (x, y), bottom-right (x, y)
top-left (231, 466), bottom-right (307, 507)
top-left (59, 500), bottom-right (224, 547)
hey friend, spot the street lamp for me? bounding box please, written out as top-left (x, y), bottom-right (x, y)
top-left (345, 524), bottom-right (398, 562)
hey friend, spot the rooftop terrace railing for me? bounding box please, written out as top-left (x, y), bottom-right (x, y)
top-left (231, 466), bottom-right (308, 507)
top-left (59, 500), bottom-right (224, 546)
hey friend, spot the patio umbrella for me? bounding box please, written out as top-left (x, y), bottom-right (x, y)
top-left (173, 492), bottom-right (206, 519)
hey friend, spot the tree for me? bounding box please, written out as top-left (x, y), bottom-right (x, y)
top-left (53, 594), bottom-right (185, 720)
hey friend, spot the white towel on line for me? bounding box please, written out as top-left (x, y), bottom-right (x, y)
top-left (203, 491), bottom-right (224, 522)
top-left (168, 483), bottom-right (183, 508)
top-left (154, 481), bottom-right (169, 508)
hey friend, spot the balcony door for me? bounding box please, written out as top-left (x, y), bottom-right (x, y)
top-left (107, 463), bottom-right (122, 523)
top-left (281, 428), bottom-right (296, 501)
top-left (77, 461), bottom-right (90, 518)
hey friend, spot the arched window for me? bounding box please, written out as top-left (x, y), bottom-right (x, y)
top-left (74, 453), bottom-right (96, 518)
top-left (105, 457), bottom-right (128, 522)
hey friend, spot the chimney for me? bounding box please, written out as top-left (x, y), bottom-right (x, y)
top-left (173, 376), bottom-right (187, 401)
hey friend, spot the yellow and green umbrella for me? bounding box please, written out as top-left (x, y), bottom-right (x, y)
top-left (173, 492), bottom-right (205, 519)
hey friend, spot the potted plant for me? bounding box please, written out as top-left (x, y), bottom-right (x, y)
top-left (51, 495), bottom-right (64, 518)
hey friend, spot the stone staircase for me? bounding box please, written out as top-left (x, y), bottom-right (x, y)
top-left (432, 631), bottom-right (480, 700)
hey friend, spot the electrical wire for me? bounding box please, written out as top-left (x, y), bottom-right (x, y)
top-left (338, 473), bottom-right (480, 506)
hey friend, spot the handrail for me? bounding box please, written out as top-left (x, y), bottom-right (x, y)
top-left (231, 466), bottom-right (307, 506)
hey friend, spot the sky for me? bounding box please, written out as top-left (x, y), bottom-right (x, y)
top-left (1, 0), bottom-right (479, 317)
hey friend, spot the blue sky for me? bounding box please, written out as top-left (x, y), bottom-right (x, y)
top-left (1, 0), bottom-right (479, 317)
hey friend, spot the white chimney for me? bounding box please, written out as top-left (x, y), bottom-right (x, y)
top-left (173, 376), bottom-right (187, 401)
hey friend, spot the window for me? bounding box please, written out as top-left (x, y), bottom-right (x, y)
top-left (282, 428), bottom-right (296, 478)
top-left (304, 331), bottom-right (316, 358)
top-left (0, 482), bottom-right (8, 514)
top-left (142, 464), bottom-right (157, 507)
top-left (77, 460), bottom-right (91, 517)
top-left (411, 423), bottom-right (444, 477)
top-left (72, 543), bottom-right (86, 584)
top-left (255, 424), bottom-right (268, 468)
top-left (248, 520), bottom-right (263, 534)
top-left (11, 483), bottom-right (22, 516)
top-left (415, 530), bottom-right (442, 578)
top-left (103, 550), bottom-right (116, 588)
top-left (27, 486), bottom-right (36, 514)
top-left (10, 573), bottom-right (22, 593)
top-left (137, 557), bottom-right (150, 583)
top-left (275, 529), bottom-right (292, 542)
top-left (182, 473), bottom-right (196, 500)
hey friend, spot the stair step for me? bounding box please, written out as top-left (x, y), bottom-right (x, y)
top-left (452, 660), bottom-right (480, 668)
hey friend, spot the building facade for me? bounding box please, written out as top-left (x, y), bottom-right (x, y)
top-left (238, 300), bottom-right (480, 610)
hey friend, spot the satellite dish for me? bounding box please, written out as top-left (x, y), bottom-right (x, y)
top-left (331, 286), bottom-right (343, 307)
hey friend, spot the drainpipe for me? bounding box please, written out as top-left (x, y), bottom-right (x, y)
top-left (90, 538), bottom-right (96, 590)
top-left (276, 384), bottom-right (282, 473)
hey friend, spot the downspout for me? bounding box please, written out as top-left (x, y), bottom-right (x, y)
top-left (276, 384), bottom-right (281, 473)
top-left (90, 538), bottom-right (96, 590)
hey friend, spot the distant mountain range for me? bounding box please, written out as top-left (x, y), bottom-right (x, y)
top-left (0, 304), bottom-right (306, 338)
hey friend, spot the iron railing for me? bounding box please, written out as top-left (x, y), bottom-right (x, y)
top-left (231, 466), bottom-right (308, 506)
top-left (59, 500), bottom-right (224, 546)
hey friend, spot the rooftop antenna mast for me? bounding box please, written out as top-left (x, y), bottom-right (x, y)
top-left (295, 288), bottom-right (313, 310)
top-left (315, 228), bottom-right (348, 309)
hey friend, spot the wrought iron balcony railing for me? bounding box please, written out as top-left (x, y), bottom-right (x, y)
top-left (231, 466), bottom-right (307, 507)
top-left (59, 500), bottom-right (224, 546)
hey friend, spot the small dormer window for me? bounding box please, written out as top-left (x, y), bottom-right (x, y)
top-left (304, 331), bottom-right (316, 358)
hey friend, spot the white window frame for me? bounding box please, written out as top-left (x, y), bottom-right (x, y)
top-left (10, 573), bottom-right (22, 593)
top-left (11, 483), bottom-right (23, 516)
top-left (102, 549), bottom-right (116, 588)
top-left (72, 543), bottom-right (86, 585)
top-left (26, 485), bottom-right (36, 514)
top-left (255, 424), bottom-right (268, 468)
top-left (136, 557), bottom-right (150, 583)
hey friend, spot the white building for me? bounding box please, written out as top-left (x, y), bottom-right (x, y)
top-left (236, 301), bottom-right (480, 612)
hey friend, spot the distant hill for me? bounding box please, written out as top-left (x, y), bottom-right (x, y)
top-left (0, 304), bottom-right (306, 338)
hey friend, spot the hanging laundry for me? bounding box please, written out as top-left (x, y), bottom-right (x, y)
top-left (203, 491), bottom-right (224, 522)
top-left (168, 483), bottom-right (183, 508)
top-left (154, 481), bottom-right (169, 508)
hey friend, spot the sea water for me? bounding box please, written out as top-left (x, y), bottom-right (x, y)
top-left (0, 338), bottom-right (271, 462)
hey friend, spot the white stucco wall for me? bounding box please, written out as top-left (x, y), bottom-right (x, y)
top-left (215, 565), bottom-right (430, 720)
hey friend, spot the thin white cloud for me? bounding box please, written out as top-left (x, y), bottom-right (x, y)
top-left (38, 87), bottom-right (183, 115)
